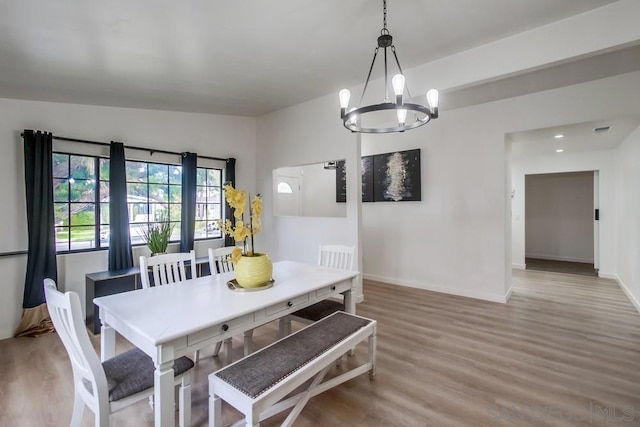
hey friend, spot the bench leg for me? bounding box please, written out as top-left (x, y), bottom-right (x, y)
top-left (369, 331), bottom-right (377, 380)
top-left (208, 384), bottom-right (222, 427)
top-left (281, 365), bottom-right (330, 427)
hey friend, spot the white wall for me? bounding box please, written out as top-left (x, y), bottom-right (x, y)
top-left (0, 97), bottom-right (256, 339)
top-left (358, 72), bottom-right (640, 303)
top-left (615, 125), bottom-right (640, 311)
top-left (525, 172), bottom-right (594, 263)
top-left (256, 92), bottom-right (363, 301)
top-left (512, 151), bottom-right (616, 275)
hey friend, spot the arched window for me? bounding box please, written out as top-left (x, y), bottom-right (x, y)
top-left (277, 181), bottom-right (293, 194)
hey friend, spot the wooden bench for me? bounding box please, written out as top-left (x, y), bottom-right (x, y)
top-left (208, 311), bottom-right (377, 426)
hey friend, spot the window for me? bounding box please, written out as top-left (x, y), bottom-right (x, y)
top-left (125, 161), bottom-right (182, 245)
top-left (52, 152), bottom-right (223, 253)
top-left (195, 168), bottom-right (223, 239)
top-left (53, 153), bottom-right (100, 252)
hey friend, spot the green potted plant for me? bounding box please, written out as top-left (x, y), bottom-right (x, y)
top-left (140, 214), bottom-right (174, 256)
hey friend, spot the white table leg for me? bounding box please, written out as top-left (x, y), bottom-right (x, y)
top-left (154, 361), bottom-right (175, 427)
top-left (100, 322), bottom-right (115, 361)
top-left (344, 287), bottom-right (355, 314)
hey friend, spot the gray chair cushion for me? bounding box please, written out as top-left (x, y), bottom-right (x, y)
top-left (101, 348), bottom-right (194, 401)
top-left (214, 312), bottom-right (371, 398)
top-left (291, 300), bottom-right (343, 322)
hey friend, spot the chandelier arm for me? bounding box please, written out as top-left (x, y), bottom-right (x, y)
top-left (384, 46), bottom-right (389, 102)
top-left (359, 47), bottom-right (380, 106)
top-left (391, 46), bottom-right (413, 100)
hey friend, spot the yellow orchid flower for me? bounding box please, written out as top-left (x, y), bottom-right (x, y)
top-left (231, 247), bottom-right (242, 264)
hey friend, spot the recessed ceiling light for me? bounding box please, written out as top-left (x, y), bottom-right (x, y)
top-left (554, 134), bottom-right (564, 139)
top-left (556, 149), bottom-right (564, 153)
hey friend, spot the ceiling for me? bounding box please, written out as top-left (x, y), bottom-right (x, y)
top-left (510, 116), bottom-right (640, 160)
top-left (0, 0), bottom-right (620, 117)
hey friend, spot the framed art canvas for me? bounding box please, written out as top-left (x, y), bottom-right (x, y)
top-left (373, 149), bottom-right (421, 202)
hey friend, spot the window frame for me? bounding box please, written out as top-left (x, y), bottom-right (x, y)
top-left (52, 151), bottom-right (224, 254)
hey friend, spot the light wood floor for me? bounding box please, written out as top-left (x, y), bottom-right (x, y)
top-left (2, 270), bottom-right (640, 426)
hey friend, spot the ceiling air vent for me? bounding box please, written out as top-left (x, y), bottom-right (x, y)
top-left (594, 126), bottom-right (611, 133)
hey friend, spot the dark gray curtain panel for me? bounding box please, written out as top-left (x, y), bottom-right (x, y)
top-left (224, 158), bottom-right (236, 247)
top-left (108, 142), bottom-right (134, 270)
top-left (22, 130), bottom-right (57, 307)
top-left (179, 152), bottom-right (197, 252)
top-left (16, 130), bottom-right (57, 337)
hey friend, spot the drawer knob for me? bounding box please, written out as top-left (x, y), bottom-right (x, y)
top-left (331, 286), bottom-right (336, 291)
top-left (287, 301), bottom-right (293, 307)
top-left (222, 324), bottom-right (229, 331)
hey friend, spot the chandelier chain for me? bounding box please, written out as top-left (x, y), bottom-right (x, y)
top-left (381, 0), bottom-right (389, 35)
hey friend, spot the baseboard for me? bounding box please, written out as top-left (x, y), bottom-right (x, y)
top-left (363, 273), bottom-right (510, 303)
top-left (598, 271), bottom-right (617, 280)
top-left (612, 275), bottom-right (640, 315)
top-left (525, 254), bottom-right (594, 264)
top-left (504, 286), bottom-right (514, 303)
top-left (512, 263), bottom-right (526, 270)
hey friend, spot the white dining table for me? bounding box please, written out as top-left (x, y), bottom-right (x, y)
top-left (94, 260), bottom-right (358, 427)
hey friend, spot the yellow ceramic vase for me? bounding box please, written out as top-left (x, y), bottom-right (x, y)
top-left (235, 253), bottom-right (273, 288)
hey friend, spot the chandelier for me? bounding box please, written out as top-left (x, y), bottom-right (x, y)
top-left (339, 0), bottom-right (439, 134)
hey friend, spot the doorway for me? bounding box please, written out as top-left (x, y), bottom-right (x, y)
top-left (524, 171), bottom-right (598, 277)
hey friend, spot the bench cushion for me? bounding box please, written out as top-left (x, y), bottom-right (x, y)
top-left (291, 299), bottom-right (343, 322)
top-left (84, 348), bottom-right (194, 401)
top-left (214, 312), bottom-right (371, 398)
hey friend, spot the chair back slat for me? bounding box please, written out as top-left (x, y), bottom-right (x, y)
top-left (318, 244), bottom-right (355, 270)
top-left (208, 247), bottom-right (236, 275)
top-left (140, 250), bottom-right (197, 288)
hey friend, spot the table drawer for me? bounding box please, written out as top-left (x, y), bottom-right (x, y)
top-left (266, 294), bottom-right (309, 317)
top-left (188, 312), bottom-right (254, 346)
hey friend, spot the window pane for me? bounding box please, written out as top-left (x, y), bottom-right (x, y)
top-left (207, 187), bottom-right (220, 203)
top-left (52, 154), bottom-right (69, 179)
top-left (70, 204), bottom-right (95, 226)
top-left (168, 204), bottom-right (181, 222)
top-left (55, 226), bottom-right (69, 251)
top-left (169, 185), bottom-right (181, 203)
top-left (169, 165), bottom-right (182, 184)
top-left (196, 186), bottom-right (207, 203)
top-left (126, 161), bottom-right (147, 182)
top-left (130, 224), bottom-right (146, 245)
top-left (99, 158), bottom-right (110, 181)
top-left (170, 223), bottom-right (181, 242)
top-left (207, 204), bottom-right (221, 220)
top-left (149, 184), bottom-right (169, 203)
top-left (55, 203), bottom-right (69, 226)
top-left (148, 163), bottom-right (169, 184)
top-left (196, 203), bottom-right (206, 221)
top-left (99, 182), bottom-right (109, 203)
top-left (53, 179), bottom-right (68, 202)
top-left (128, 183), bottom-right (148, 199)
top-left (70, 179), bottom-right (95, 202)
top-left (207, 169), bottom-right (221, 186)
top-left (129, 203), bottom-right (149, 223)
top-left (194, 220), bottom-right (207, 239)
top-left (99, 225), bottom-right (110, 247)
top-left (100, 204), bottom-right (110, 225)
top-left (150, 203), bottom-right (169, 222)
top-left (69, 226), bottom-right (96, 251)
top-left (196, 169), bottom-right (206, 186)
top-left (70, 155), bottom-right (95, 180)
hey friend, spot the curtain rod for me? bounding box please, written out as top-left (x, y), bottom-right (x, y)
top-left (20, 133), bottom-right (228, 162)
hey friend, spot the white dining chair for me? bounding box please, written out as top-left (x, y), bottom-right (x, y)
top-left (279, 244), bottom-right (356, 336)
top-left (208, 246), bottom-right (236, 274)
top-left (44, 279), bottom-right (193, 427)
top-left (139, 250), bottom-right (197, 288)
